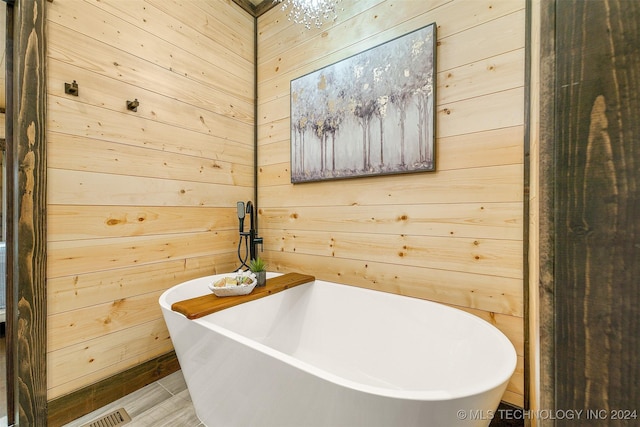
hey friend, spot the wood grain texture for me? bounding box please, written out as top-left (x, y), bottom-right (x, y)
top-left (3, 2), bottom-right (16, 424)
top-left (45, 0), bottom-right (255, 400)
top-left (47, 230), bottom-right (240, 279)
top-left (47, 205), bottom-right (239, 241)
top-left (47, 96), bottom-right (253, 161)
top-left (259, 202), bottom-right (523, 240)
top-left (148, 0), bottom-right (255, 63)
top-left (48, 0), bottom-right (253, 98)
top-left (41, 0), bottom-right (529, 414)
top-left (47, 350), bottom-right (180, 427)
top-left (536, 0), bottom-right (558, 422)
top-left (258, 0), bottom-right (523, 103)
top-left (171, 272), bottom-right (315, 319)
top-left (47, 60), bottom-right (254, 144)
top-left (47, 254), bottom-right (237, 316)
top-left (47, 22), bottom-right (253, 125)
top-left (554, 0), bottom-right (640, 424)
top-left (13, 0), bottom-right (48, 422)
top-left (257, 0), bottom-right (527, 406)
top-left (266, 250), bottom-right (523, 317)
top-left (528, 0), bottom-right (544, 419)
top-left (263, 229), bottom-right (523, 278)
top-left (48, 318), bottom-right (174, 396)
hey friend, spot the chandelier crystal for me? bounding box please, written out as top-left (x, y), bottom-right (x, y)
top-left (273, 0), bottom-right (343, 30)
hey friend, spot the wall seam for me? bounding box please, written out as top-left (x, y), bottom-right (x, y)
top-left (523, 0), bottom-right (532, 415)
top-left (254, 15), bottom-right (259, 233)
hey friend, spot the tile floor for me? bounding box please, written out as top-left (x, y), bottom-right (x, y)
top-left (62, 370), bottom-right (202, 427)
top-left (63, 369), bottom-right (522, 427)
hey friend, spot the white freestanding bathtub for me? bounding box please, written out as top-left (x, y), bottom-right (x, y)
top-left (160, 273), bottom-right (517, 427)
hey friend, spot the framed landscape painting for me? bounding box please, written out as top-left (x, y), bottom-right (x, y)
top-left (290, 22), bottom-right (437, 183)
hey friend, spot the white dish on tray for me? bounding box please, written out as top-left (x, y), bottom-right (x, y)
top-left (208, 273), bottom-right (257, 297)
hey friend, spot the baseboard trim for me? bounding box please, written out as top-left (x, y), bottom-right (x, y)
top-left (47, 350), bottom-right (180, 427)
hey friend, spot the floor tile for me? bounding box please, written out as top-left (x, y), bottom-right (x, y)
top-left (62, 369), bottom-right (522, 427)
top-left (63, 381), bottom-right (174, 427)
top-left (157, 370), bottom-right (188, 396)
top-left (128, 389), bottom-right (201, 427)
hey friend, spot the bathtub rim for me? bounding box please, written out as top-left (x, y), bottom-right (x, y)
top-left (160, 273), bottom-right (517, 402)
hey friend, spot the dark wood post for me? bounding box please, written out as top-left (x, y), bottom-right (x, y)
top-left (4, 0), bottom-right (16, 425)
top-left (553, 0), bottom-right (640, 424)
top-left (12, 0), bottom-right (47, 423)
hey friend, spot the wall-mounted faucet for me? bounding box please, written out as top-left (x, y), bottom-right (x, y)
top-left (236, 201), bottom-right (263, 270)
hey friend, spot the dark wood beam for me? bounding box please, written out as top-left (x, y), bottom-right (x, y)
top-left (537, 0), bottom-right (556, 418)
top-left (4, 1), bottom-right (16, 425)
top-left (231, 0), bottom-right (279, 17)
top-left (232, 0), bottom-right (256, 16)
top-left (254, 0), bottom-right (279, 17)
top-left (554, 0), bottom-right (640, 422)
top-left (13, 0), bottom-right (47, 423)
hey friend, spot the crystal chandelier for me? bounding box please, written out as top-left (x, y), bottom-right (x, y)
top-left (273, 0), bottom-right (343, 30)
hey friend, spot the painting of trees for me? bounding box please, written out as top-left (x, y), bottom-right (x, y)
top-left (290, 23), bottom-right (436, 183)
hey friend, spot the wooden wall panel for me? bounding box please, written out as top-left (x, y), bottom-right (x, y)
top-left (258, 1), bottom-right (523, 103)
top-left (47, 61), bottom-right (253, 143)
top-left (257, 0), bottom-right (526, 406)
top-left (263, 229), bottom-right (522, 278)
top-left (260, 202), bottom-right (522, 240)
top-left (260, 164), bottom-right (523, 204)
top-left (47, 205), bottom-right (237, 241)
top-left (47, 255), bottom-right (235, 316)
top-left (528, 0), bottom-right (544, 419)
top-left (47, 231), bottom-right (239, 277)
top-left (48, 96), bottom-right (252, 160)
top-left (147, 0), bottom-right (255, 64)
top-left (266, 250), bottom-right (523, 317)
top-left (47, 134), bottom-right (254, 187)
top-left (48, 1), bottom-right (252, 101)
top-left (45, 0), bottom-right (254, 400)
top-left (48, 319), bottom-right (174, 398)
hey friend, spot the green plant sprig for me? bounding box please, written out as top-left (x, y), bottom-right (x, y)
top-left (248, 257), bottom-right (266, 272)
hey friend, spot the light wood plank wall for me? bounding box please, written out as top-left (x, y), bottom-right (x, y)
top-left (528, 0), bottom-right (542, 422)
top-left (257, 0), bottom-right (526, 406)
top-left (45, 0), bottom-right (254, 400)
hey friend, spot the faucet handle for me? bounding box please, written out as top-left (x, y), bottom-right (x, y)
top-left (254, 237), bottom-right (264, 252)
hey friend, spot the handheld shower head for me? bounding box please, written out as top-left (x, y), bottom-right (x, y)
top-left (237, 201), bottom-right (245, 233)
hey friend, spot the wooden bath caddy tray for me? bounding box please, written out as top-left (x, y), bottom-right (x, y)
top-left (171, 272), bottom-right (316, 320)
